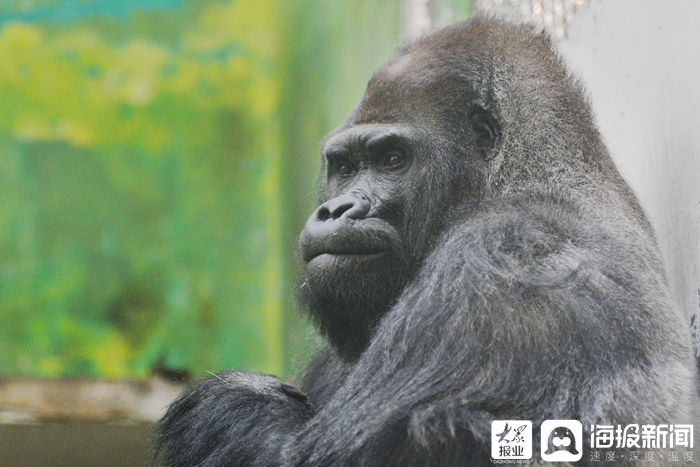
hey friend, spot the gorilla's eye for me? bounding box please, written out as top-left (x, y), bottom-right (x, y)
top-left (338, 163), bottom-right (354, 176)
top-left (385, 152), bottom-right (404, 168)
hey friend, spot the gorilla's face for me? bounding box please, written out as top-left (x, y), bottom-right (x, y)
top-left (298, 54), bottom-right (497, 362)
top-left (297, 124), bottom-right (418, 362)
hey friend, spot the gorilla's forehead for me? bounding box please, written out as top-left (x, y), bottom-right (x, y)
top-left (379, 52), bottom-right (424, 81)
top-left (356, 52), bottom-right (486, 126)
top-left (367, 51), bottom-right (471, 97)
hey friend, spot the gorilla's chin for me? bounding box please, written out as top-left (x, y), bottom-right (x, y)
top-left (297, 251), bottom-right (404, 362)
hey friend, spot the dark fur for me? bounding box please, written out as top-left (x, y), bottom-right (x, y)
top-left (156, 17), bottom-right (700, 466)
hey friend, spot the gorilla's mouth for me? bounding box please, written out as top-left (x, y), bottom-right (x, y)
top-left (299, 218), bottom-right (400, 264)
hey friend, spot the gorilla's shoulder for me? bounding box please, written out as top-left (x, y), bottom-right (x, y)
top-left (432, 188), bottom-right (661, 290)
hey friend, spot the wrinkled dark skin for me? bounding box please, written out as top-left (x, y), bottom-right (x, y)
top-left (156, 17), bottom-right (700, 467)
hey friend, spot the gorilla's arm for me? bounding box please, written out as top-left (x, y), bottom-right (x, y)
top-left (281, 192), bottom-right (689, 466)
top-left (157, 193), bottom-right (691, 467)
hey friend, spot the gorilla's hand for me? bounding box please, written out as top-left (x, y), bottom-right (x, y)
top-left (155, 370), bottom-right (313, 467)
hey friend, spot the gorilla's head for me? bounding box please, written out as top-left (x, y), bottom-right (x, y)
top-left (297, 17), bottom-right (603, 362)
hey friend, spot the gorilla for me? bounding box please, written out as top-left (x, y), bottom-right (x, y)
top-left (155, 16), bottom-right (700, 466)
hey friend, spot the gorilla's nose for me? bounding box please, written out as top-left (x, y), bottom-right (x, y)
top-left (300, 192), bottom-right (387, 262)
top-left (315, 193), bottom-right (370, 221)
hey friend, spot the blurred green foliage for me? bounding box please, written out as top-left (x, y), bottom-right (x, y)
top-left (0, 0), bottom-right (285, 378)
top-left (0, 0), bottom-right (468, 380)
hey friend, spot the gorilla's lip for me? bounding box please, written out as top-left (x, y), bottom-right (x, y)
top-left (299, 218), bottom-right (400, 263)
top-left (306, 251), bottom-right (390, 270)
top-left (305, 249), bottom-right (389, 263)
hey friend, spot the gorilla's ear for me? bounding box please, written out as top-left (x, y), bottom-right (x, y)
top-left (470, 106), bottom-right (501, 157)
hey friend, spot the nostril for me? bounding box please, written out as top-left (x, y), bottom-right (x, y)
top-left (317, 206), bottom-right (331, 221)
top-left (345, 197), bottom-right (371, 219)
top-left (315, 194), bottom-right (371, 222)
top-left (330, 202), bottom-right (355, 220)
